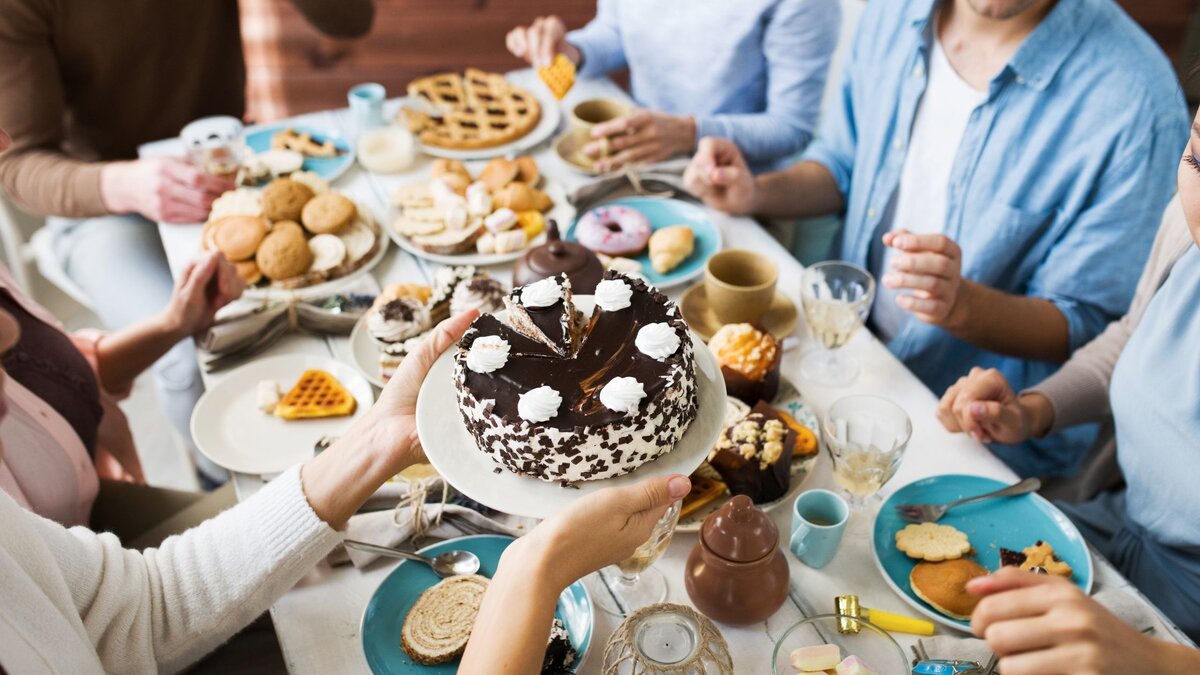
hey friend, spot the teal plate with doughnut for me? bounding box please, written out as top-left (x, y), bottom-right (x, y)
top-left (872, 474), bottom-right (1093, 632)
top-left (245, 124), bottom-right (355, 184)
top-left (360, 535), bottom-right (593, 673)
top-left (566, 196), bottom-right (722, 290)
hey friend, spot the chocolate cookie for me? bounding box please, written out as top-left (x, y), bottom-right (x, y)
top-left (261, 178), bottom-right (314, 222)
top-left (212, 215), bottom-right (268, 262)
top-left (301, 193), bottom-right (357, 235)
top-left (256, 228), bottom-right (314, 281)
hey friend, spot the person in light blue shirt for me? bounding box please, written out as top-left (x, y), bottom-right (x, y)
top-left (506, 0), bottom-right (840, 172)
top-left (685, 0), bottom-right (1188, 479)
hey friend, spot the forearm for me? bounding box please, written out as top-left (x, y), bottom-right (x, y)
top-left (695, 114), bottom-right (812, 167)
top-left (460, 537), bottom-right (563, 674)
top-left (944, 281), bottom-right (1070, 362)
top-left (0, 150), bottom-right (109, 218)
top-left (1155, 641), bottom-right (1200, 673)
top-left (95, 314), bottom-right (188, 394)
top-left (300, 419), bottom-right (419, 529)
top-left (751, 160), bottom-right (844, 218)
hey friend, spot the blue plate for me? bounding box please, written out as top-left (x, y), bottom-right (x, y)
top-left (245, 124), bottom-right (354, 183)
top-left (566, 196), bottom-right (722, 290)
top-left (872, 474), bottom-right (1093, 631)
top-left (360, 535), bottom-right (593, 673)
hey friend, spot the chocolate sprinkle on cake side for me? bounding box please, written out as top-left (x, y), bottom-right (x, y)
top-left (455, 271), bottom-right (698, 483)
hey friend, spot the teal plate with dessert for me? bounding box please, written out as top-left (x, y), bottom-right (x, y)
top-left (361, 535), bottom-right (592, 673)
top-left (872, 474), bottom-right (1093, 632)
top-left (565, 196), bottom-right (722, 290)
top-left (245, 124), bottom-right (354, 183)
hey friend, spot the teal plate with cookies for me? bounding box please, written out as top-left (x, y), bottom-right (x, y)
top-left (565, 196), bottom-right (722, 290)
top-left (361, 535), bottom-right (593, 673)
top-left (245, 124), bottom-right (355, 183)
top-left (872, 474), bottom-right (1093, 632)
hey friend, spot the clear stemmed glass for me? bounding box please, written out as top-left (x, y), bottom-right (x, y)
top-left (593, 501), bottom-right (681, 617)
top-left (799, 261), bottom-right (876, 387)
top-left (821, 395), bottom-right (911, 533)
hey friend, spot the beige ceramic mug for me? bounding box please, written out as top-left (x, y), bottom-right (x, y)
top-left (705, 249), bottom-right (778, 324)
top-left (569, 98), bottom-right (631, 160)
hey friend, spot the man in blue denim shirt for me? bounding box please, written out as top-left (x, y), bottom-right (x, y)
top-left (685, 0), bottom-right (1188, 477)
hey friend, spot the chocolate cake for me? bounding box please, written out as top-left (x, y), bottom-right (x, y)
top-left (454, 271), bottom-right (698, 483)
top-left (709, 402), bottom-right (796, 503)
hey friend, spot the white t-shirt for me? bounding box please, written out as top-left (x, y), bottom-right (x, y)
top-left (871, 39), bottom-right (986, 341)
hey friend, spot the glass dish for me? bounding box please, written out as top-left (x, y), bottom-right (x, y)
top-left (772, 613), bottom-right (910, 675)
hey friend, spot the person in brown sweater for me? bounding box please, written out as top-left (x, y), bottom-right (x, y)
top-left (0, 0), bottom-right (373, 486)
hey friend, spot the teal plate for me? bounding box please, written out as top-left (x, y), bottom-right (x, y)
top-left (361, 535), bottom-right (593, 673)
top-left (566, 196), bottom-right (722, 290)
top-left (872, 474), bottom-right (1093, 632)
top-left (245, 124), bottom-right (354, 183)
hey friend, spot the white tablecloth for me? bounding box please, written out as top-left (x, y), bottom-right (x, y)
top-left (143, 71), bottom-right (1191, 673)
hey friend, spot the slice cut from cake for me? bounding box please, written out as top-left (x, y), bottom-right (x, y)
top-left (502, 274), bottom-right (584, 357)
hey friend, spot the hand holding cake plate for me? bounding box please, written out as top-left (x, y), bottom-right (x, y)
top-left (415, 273), bottom-right (727, 519)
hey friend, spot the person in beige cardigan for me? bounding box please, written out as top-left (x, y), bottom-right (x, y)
top-left (938, 114), bottom-right (1200, 668)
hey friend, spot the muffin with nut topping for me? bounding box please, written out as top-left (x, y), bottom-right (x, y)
top-left (709, 401), bottom-right (796, 503)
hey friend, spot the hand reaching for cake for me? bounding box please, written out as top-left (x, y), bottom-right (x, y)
top-left (461, 473), bottom-right (692, 674)
top-left (969, 568), bottom-right (1200, 675)
top-left (300, 310), bottom-right (478, 529)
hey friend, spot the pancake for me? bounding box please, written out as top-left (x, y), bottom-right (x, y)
top-left (910, 558), bottom-right (989, 621)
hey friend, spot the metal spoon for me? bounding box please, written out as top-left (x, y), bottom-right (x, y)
top-left (343, 539), bottom-right (481, 578)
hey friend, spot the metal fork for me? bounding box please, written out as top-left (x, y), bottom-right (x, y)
top-left (895, 477), bottom-right (1041, 523)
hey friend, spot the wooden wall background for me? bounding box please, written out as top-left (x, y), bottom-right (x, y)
top-left (240, 0), bottom-right (1199, 123)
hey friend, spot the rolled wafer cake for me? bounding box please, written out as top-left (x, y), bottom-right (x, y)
top-left (454, 271), bottom-right (698, 483)
top-left (400, 574), bottom-right (489, 665)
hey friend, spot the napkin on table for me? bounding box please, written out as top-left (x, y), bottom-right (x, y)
top-left (331, 476), bottom-right (540, 568)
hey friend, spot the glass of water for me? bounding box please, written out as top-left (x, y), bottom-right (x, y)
top-left (821, 395), bottom-right (911, 515)
top-left (800, 261), bottom-right (875, 387)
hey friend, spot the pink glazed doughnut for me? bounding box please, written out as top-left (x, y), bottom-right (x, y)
top-left (575, 205), bottom-right (653, 257)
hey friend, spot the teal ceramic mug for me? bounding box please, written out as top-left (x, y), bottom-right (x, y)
top-left (789, 489), bottom-right (850, 568)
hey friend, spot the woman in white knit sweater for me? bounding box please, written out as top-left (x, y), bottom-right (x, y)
top-left (0, 127), bottom-right (690, 674)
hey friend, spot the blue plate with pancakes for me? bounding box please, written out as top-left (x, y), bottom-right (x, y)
top-left (361, 535), bottom-right (592, 673)
top-left (873, 474), bottom-right (1093, 632)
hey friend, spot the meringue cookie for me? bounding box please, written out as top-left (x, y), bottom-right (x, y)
top-left (465, 335), bottom-right (510, 373)
top-left (521, 277), bottom-right (562, 308)
top-left (442, 205), bottom-right (468, 230)
top-left (466, 181), bottom-right (493, 217)
top-left (599, 377), bottom-right (646, 414)
top-left (594, 278), bottom-right (633, 312)
top-left (484, 207), bottom-right (519, 233)
top-left (307, 233), bottom-right (347, 272)
top-left (518, 385), bottom-right (562, 423)
top-left (635, 322), bottom-right (681, 361)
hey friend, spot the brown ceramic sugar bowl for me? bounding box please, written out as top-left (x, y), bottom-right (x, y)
top-left (684, 495), bottom-right (790, 626)
top-left (512, 220), bottom-right (605, 294)
top-left (704, 250), bottom-right (778, 324)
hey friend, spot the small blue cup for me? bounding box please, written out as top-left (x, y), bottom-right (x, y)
top-left (788, 489), bottom-right (850, 568)
top-left (348, 83), bottom-right (386, 131)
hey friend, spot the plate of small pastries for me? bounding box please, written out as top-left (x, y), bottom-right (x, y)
top-left (242, 125), bottom-right (355, 184)
top-left (416, 271), bottom-right (728, 520)
top-left (872, 474), bottom-right (1094, 632)
top-left (190, 354), bottom-right (374, 475)
top-left (564, 196), bottom-right (722, 290)
top-left (202, 172), bottom-right (388, 299)
top-left (350, 266), bottom-right (509, 387)
top-left (361, 535), bottom-right (591, 674)
top-left (399, 68), bottom-right (563, 161)
top-left (388, 156), bottom-right (569, 266)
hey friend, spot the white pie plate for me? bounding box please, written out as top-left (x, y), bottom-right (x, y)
top-left (386, 179), bottom-right (572, 267)
top-left (349, 315), bottom-right (389, 389)
top-left (411, 83), bottom-right (563, 161)
top-left (415, 297), bottom-right (728, 519)
top-left (191, 354), bottom-right (375, 475)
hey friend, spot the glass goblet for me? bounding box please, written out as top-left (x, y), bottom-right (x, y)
top-left (593, 500), bottom-right (681, 617)
top-left (799, 261), bottom-right (876, 387)
top-left (821, 395), bottom-right (911, 534)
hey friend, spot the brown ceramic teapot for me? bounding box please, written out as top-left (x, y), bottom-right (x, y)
top-left (512, 220), bottom-right (604, 294)
top-left (684, 494), bottom-right (789, 625)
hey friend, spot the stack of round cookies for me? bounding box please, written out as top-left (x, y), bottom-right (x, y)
top-left (202, 175), bottom-right (380, 289)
